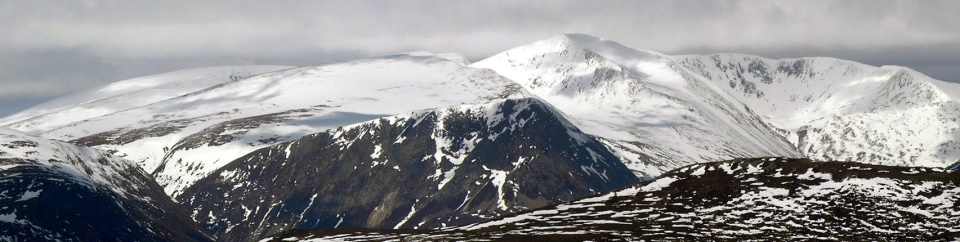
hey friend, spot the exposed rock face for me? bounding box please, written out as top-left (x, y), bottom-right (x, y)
top-left (0, 128), bottom-right (210, 241)
top-left (270, 158), bottom-right (960, 241)
top-left (180, 98), bottom-right (639, 241)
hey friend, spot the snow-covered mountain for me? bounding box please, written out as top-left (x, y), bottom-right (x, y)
top-left (4, 53), bottom-right (525, 197)
top-left (0, 127), bottom-right (209, 241)
top-left (268, 158), bottom-right (960, 241)
top-left (675, 54), bottom-right (960, 168)
top-left (180, 98), bottom-right (639, 241)
top-left (472, 34), bottom-right (802, 178)
top-left (0, 66), bottom-right (290, 135)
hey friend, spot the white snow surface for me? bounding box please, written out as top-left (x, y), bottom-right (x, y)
top-left (472, 34), bottom-right (802, 178)
top-left (0, 66), bottom-right (290, 134)
top-left (675, 54), bottom-right (960, 167)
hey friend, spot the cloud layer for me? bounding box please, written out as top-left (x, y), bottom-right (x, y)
top-left (2, 0), bottom-right (959, 116)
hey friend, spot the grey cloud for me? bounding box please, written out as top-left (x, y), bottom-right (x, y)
top-left (0, 96), bottom-right (49, 120)
top-left (0, 47), bottom-right (365, 98)
top-left (1, 0), bottom-right (959, 116)
top-left (5, 1), bottom-right (958, 58)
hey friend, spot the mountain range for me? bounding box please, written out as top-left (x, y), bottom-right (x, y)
top-left (2, 34), bottom-right (958, 241)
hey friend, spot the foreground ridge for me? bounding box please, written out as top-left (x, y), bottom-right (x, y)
top-left (0, 127), bottom-right (210, 241)
top-left (267, 157), bottom-right (960, 241)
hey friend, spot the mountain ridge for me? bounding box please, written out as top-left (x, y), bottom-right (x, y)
top-left (674, 52), bottom-right (960, 167)
top-left (0, 66), bottom-right (292, 134)
top-left (265, 157), bottom-right (960, 241)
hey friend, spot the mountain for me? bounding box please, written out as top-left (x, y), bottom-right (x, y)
top-left (472, 34), bottom-right (802, 178)
top-left (267, 157), bottom-right (960, 241)
top-left (4, 33), bottom-right (960, 241)
top-left (675, 54), bottom-right (960, 168)
top-left (0, 66), bottom-right (291, 135)
top-left (0, 127), bottom-right (210, 241)
top-left (179, 98), bottom-right (640, 241)
top-left (3, 53), bottom-right (525, 197)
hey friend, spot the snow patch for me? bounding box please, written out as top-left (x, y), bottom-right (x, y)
top-left (641, 177), bottom-right (679, 192)
top-left (16, 190), bottom-right (41, 202)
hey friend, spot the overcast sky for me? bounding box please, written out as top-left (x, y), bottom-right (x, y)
top-left (2, 0), bottom-right (959, 117)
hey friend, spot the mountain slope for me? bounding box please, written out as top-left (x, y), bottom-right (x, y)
top-left (675, 54), bottom-right (960, 167)
top-left (949, 161), bottom-right (960, 171)
top-left (472, 34), bottom-right (801, 178)
top-left (270, 158), bottom-right (960, 241)
top-left (11, 53), bottom-right (525, 197)
top-left (180, 98), bottom-right (640, 241)
top-left (0, 66), bottom-right (290, 134)
top-left (0, 127), bottom-right (210, 241)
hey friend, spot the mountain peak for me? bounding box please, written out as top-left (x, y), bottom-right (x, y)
top-left (557, 33), bottom-right (666, 62)
top-left (877, 65), bottom-right (960, 102)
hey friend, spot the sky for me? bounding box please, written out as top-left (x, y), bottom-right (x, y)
top-left (2, 0), bottom-right (960, 117)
